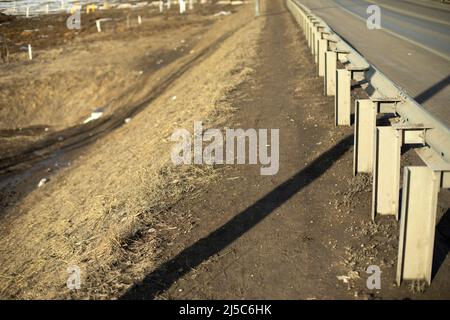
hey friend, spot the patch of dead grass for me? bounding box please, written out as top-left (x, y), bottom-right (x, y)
top-left (0, 4), bottom-right (262, 299)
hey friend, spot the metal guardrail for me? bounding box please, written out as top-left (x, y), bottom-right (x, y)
top-left (287, 0), bottom-right (450, 287)
top-left (290, 0), bottom-right (450, 162)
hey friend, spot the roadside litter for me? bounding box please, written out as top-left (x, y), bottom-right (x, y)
top-left (83, 108), bottom-right (104, 124)
top-left (214, 11), bottom-right (232, 17)
top-left (37, 178), bottom-right (49, 187)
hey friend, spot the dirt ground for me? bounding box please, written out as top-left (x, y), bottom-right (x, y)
top-left (0, 0), bottom-right (449, 300)
top-left (121, 0), bottom-right (450, 300)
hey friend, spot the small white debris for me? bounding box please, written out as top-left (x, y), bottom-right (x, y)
top-left (28, 44), bottom-right (33, 60)
top-left (96, 20), bottom-right (102, 32)
top-left (337, 271), bottom-right (360, 284)
top-left (337, 275), bottom-right (350, 284)
top-left (38, 178), bottom-right (49, 187)
top-left (348, 271), bottom-right (360, 279)
top-left (83, 109), bottom-right (104, 124)
top-left (124, 118), bottom-right (131, 124)
top-left (171, 95), bottom-right (177, 101)
top-left (117, 3), bottom-right (132, 9)
top-left (214, 11), bottom-right (231, 16)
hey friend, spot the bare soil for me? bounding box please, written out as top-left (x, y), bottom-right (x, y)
top-left (122, 0), bottom-right (450, 300)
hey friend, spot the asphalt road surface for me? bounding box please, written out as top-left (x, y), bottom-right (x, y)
top-left (295, 0), bottom-right (450, 124)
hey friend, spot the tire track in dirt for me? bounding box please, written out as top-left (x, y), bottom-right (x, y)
top-left (0, 18), bottom-right (250, 177)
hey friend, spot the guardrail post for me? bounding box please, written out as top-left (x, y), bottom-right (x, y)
top-left (318, 38), bottom-right (327, 77)
top-left (354, 99), bottom-right (400, 175)
top-left (311, 22), bottom-right (320, 58)
top-left (306, 18), bottom-right (312, 48)
top-left (308, 24), bottom-right (312, 48)
top-left (306, 18), bottom-right (311, 48)
top-left (324, 51), bottom-right (336, 96)
top-left (372, 126), bottom-right (401, 220)
top-left (312, 30), bottom-right (316, 57)
top-left (315, 27), bottom-right (326, 65)
top-left (306, 21), bottom-right (311, 48)
top-left (308, 20), bottom-right (313, 48)
top-left (396, 166), bottom-right (438, 286)
top-left (314, 33), bottom-right (320, 64)
top-left (372, 124), bottom-right (429, 220)
top-left (335, 69), bottom-right (351, 126)
top-left (396, 150), bottom-right (450, 286)
top-left (354, 99), bottom-right (376, 175)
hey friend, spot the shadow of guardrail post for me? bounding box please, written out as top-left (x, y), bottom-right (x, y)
top-left (120, 135), bottom-right (354, 299)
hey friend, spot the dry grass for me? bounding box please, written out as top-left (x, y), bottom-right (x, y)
top-left (0, 15), bottom-right (211, 131)
top-left (0, 4), bottom-right (262, 299)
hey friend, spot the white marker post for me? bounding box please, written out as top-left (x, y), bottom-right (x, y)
top-left (189, 0), bottom-right (193, 10)
top-left (159, 0), bottom-right (163, 12)
top-left (179, 0), bottom-right (186, 14)
top-left (26, 6), bottom-right (29, 17)
top-left (167, 0), bottom-right (171, 9)
top-left (28, 44), bottom-right (32, 60)
top-left (255, 0), bottom-right (260, 17)
top-left (138, 15), bottom-right (142, 25)
top-left (96, 20), bottom-right (102, 32)
top-left (46, 4), bottom-right (49, 14)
